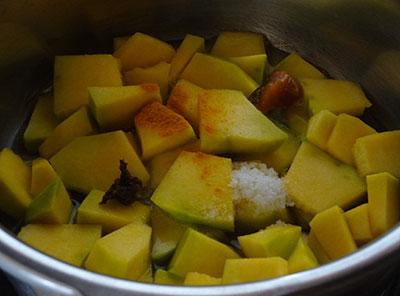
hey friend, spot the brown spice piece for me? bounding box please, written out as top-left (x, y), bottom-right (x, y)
top-left (134, 101), bottom-right (190, 137)
top-left (257, 71), bottom-right (303, 113)
top-left (100, 160), bottom-right (146, 206)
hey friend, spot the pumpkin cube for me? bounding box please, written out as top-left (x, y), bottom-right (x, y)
top-left (198, 89), bottom-right (287, 155)
top-left (31, 158), bottom-right (59, 197)
top-left (306, 110), bottom-right (337, 150)
top-left (150, 206), bottom-right (187, 264)
top-left (54, 54), bottom-right (122, 119)
top-left (123, 62), bottom-right (170, 100)
top-left (18, 224), bottom-right (101, 267)
top-left (307, 230), bottom-right (331, 264)
top-left (238, 128), bottom-right (301, 174)
top-left (300, 78), bottom-right (372, 116)
top-left (309, 205), bottom-right (357, 260)
top-left (167, 79), bottom-right (204, 132)
top-left (134, 102), bottom-right (196, 160)
top-left (0, 148), bottom-right (32, 219)
top-left (88, 84), bottom-right (162, 131)
top-left (50, 131), bottom-right (149, 193)
top-left (367, 172), bottom-right (400, 237)
top-left (76, 189), bottom-right (150, 234)
top-left (168, 228), bottom-right (240, 278)
top-left (230, 54), bottom-right (267, 84)
top-left (25, 179), bottom-right (72, 224)
top-left (344, 203), bottom-right (373, 245)
top-left (238, 224), bottom-right (301, 259)
top-left (273, 53), bottom-right (325, 79)
top-left (285, 142), bottom-right (366, 216)
top-left (221, 257), bottom-right (288, 284)
top-left (353, 131), bottom-right (400, 178)
top-left (23, 94), bottom-right (58, 153)
top-left (113, 32), bottom-right (175, 72)
top-left (283, 104), bottom-right (309, 138)
top-left (151, 151), bottom-right (234, 231)
top-left (169, 34), bottom-right (205, 83)
top-left (287, 237), bottom-right (319, 273)
top-left (149, 141), bottom-right (199, 189)
top-left (211, 31), bottom-right (265, 57)
top-left (180, 53), bottom-right (259, 97)
top-left (85, 222), bottom-right (152, 280)
top-left (326, 113), bottom-right (376, 166)
top-left (184, 272), bottom-right (221, 286)
top-left (39, 107), bottom-right (97, 159)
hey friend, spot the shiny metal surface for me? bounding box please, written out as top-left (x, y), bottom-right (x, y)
top-left (0, 0), bottom-right (400, 295)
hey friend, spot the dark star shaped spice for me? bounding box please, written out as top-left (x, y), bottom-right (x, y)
top-left (100, 160), bottom-right (146, 205)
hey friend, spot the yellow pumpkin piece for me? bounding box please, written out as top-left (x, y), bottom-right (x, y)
top-left (309, 205), bottom-right (357, 260)
top-left (167, 79), bottom-right (204, 132)
top-left (53, 54), bottom-right (122, 120)
top-left (76, 189), bottom-right (150, 235)
top-left (150, 206), bottom-right (187, 264)
top-left (154, 269), bottom-right (184, 285)
top-left (326, 113), bottom-right (376, 166)
top-left (344, 203), bottom-right (373, 246)
top-left (221, 257), bottom-right (288, 284)
top-left (25, 179), bottom-right (72, 224)
top-left (85, 222), bottom-right (152, 281)
top-left (353, 131), bottom-right (400, 178)
top-left (149, 141), bottom-right (199, 189)
top-left (184, 272), bottom-right (221, 286)
top-left (168, 228), bottom-right (240, 278)
top-left (113, 35), bottom-right (130, 51)
top-left (238, 224), bottom-right (301, 259)
top-left (273, 53), bottom-right (325, 79)
top-left (89, 84), bottom-right (162, 131)
top-left (149, 146), bottom-right (183, 190)
top-left (31, 158), bottom-right (59, 197)
top-left (211, 31), bottom-right (265, 57)
top-left (300, 78), bottom-right (372, 117)
top-left (283, 104), bottom-right (309, 138)
top-left (0, 148), bottom-right (32, 219)
top-left (113, 32), bottom-right (175, 72)
top-left (237, 128), bottom-right (301, 174)
top-left (39, 107), bottom-right (97, 159)
top-left (134, 102), bottom-right (197, 160)
top-left (123, 62), bottom-right (170, 100)
top-left (306, 110), bottom-right (337, 151)
top-left (367, 172), bottom-right (400, 237)
top-left (287, 237), bottom-right (319, 273)
top-left (23, 94), bottom-right (58, 153)
top-left (151, 151), bottom-right (234, 231)
top-left (169, 34), bottom-right (205, 83)
top-left (180, 53), bottom-right (259, 97)
top-left (259, 130), bottom-right (301, 174)
top-left (307, 230), bottom-right (331, 264)
top-left (198, 89), bottom-right (288, 155)
top-left (18, 224), bottom-right (101, 267)
top-left (50, 131), bottom-right (149, 194)
top-left (229, 54), bottom-right (267, 84)
top-left (284, 142), bottom-right (366, 216)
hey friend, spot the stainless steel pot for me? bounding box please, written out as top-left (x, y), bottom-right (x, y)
top-left (0, 0), bottom-right (400, 295)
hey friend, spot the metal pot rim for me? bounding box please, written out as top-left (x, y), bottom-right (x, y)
top-left (0, 223), bottom-right (399, 295)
